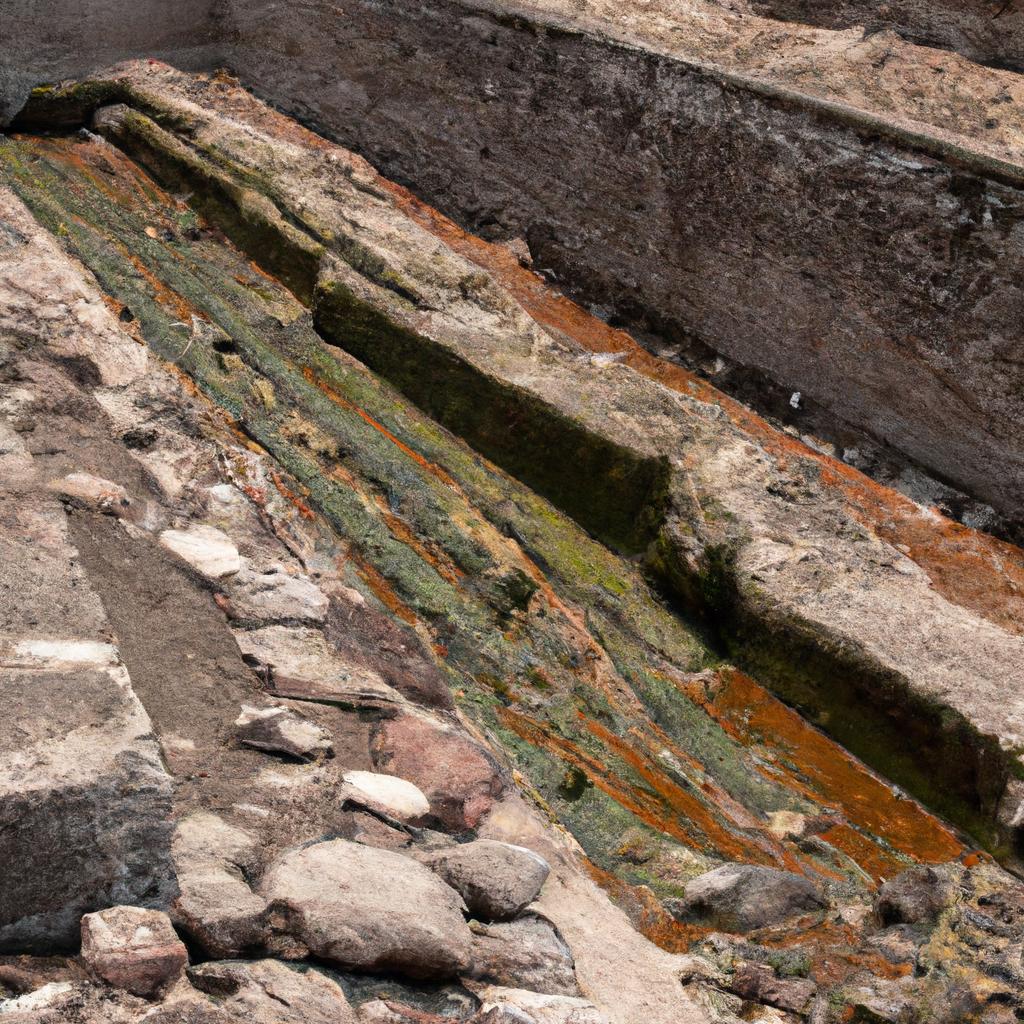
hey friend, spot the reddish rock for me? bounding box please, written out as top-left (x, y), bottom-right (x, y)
top-left (80, 905), bottom-right (187, 997)
top-left (371, 712), bottom-right (505, 831)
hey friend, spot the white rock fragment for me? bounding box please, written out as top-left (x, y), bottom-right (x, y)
top-left (340, 770), bottom-right (431, 822)
top-left (159, 524), bottom-right (241, 579)
top-left (228, 566), bottom-right (329, 623)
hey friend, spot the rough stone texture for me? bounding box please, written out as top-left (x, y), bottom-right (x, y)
top-left (372, 714), bottom-right (506, 832)
top-left (743, 0), bottom-right (1024, 71)
top-left (160, 525), bottom-right (242, 580)
top-left (259, 839), bottom-right (474, 979)
top-left (424, 840), bottom-right (551, 921)
top-left (874, 866), bottom-right (957, 926)
top-left (669, 864), bottom-right (825, 932)
top-left (223, 567), bottom-right (328, 624)
top-left (234, 704), bottom-right (333, 761)
top-left (80, 906), bottom-right (187, 997)
top-left (48, 472), bottom-right (131, 516)
top-left (475, 987), bottom-right (607, 1024)
top-left (222, 0), bottom-right (1024, 522)
top-left (188, 960), bottom-right (357, 1023)
top-left (728, 962), bottom-right (816, 1014)
top-left (467, 916), bottom-right (580, 997)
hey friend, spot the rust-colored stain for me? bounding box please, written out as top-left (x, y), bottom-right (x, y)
top-left (376, 501), bottom-right (465, 587)
top-left (353, 558), bottom-right (419, 627)
top-left (700, 669), bottom-right (964, 867)
top-left (382, 179), bottom-right (1024, 637)
top-left (269, 469), bottom-right (316, 521)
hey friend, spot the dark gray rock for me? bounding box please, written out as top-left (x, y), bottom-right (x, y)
top-left (467, 915), bottom-right (580, 997)
top-left (875, 866), bottom-right (957, 926)
top-left (668, 864), bottom-right (824, 933)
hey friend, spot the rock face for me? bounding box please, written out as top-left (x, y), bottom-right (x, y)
top-left (424, 841), bottom-right (551, 922)
top-left (260, 839), bottom-right (474, 978)
top-left (80, 906), bottom-right (188, 997)
top-left (669, 864), bottom-right (825, 932)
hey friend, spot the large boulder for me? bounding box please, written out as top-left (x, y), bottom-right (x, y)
top-left (259, 839), bottom-right (473, 978)
top-left (80, 905), bottom-right (187, 998)
top-left (371, 713), bottom-right (505, 831)
top-left (667, 864), bottom-right (824, 933)
top-left (423, 841), bottom-right (550, 921)
top-left (189, 960), bottom-right (356, 1023)
top-left (467, 915), bottom-right (579, 996)
top-left (875, 866), bottom-right (957, 926)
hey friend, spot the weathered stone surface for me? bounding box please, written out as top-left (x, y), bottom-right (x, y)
top-left (48, 473), bottom-right (131, 516)
top-left (475, 987), bottom-right (607, 1024)
top-left (259, 839), bottom-right (473, 978)
top-left (668, 865), bottom-right (824, 933)
top-left (467, 916), bottom-right (579, 997)
top-left (160, 525), bottom-right (241, 580)
top-left (340, 770), bottom-right (431, 822)
top-left (234, 625), bottom-right (403, 707)
top-left (234, 704), bottom-right (333, 761)
top-left (80, 906), bottom-right (187, 997)
top-left (372, 713), bottom-right (505, 831)
top-left (424, 841), bottom-right (550, 922)
top-left (171, 814), bottom-right (268, 958)
top-left (224, 567), bottom-right (328, 624)
top-left (728, 963), bottom-right (816, 1014)
top-left (188, 960), bottom-right (356, 1023)
top-left (874, 866), bottom-right (957, 926)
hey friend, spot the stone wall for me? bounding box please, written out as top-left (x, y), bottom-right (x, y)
top-left (0, 0), bottom-right (221, 123)
top-left (222, 0), bottom-right (1024, 520)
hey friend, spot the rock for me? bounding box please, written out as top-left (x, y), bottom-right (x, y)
top-left (667, 864), bottom-right (824, 933)
top-left (225, 567), bottom-right (328, 624)
top-left (0, 636), bottom-right (174, 951)
top-left (467, 915), bottom-right (579, 996)
top-left (875, 866), bottom-right (956, 926)
top-left (474, 986), bottom-right (607, 1024)
top-left (234, 625), bottom-right (403, 706)
top-left (48, 472), bottom-right (130, 516)
top-left (259, 838), bottom-right (473, 978)
top-left (80, 905), bottom-right (187, 998)
top-left (188, 959), bottom-right (356, 1023)
top-left (171, 813), bottom-right (268, 958)
top-left (371, 713), bottom-right (505, 831)
top-left (728, 963), bottom-right (816, 1014)
top-left (234, 704), bottom-right (332, 761)
top-left (340, 770), bottom-right (430, 822)
top-left (423, 840), bottom-right (550, 921)
top-left (160, 525), bottom-right (241, 579)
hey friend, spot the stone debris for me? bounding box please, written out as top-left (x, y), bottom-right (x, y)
top-left (474, 987), bottom-right (607, 1024)
top-left (234, 704), bottom-right (333, 761)
top-left (340, 770), bottom-right (431, 822)
top-left (259, 839), bottom-right (474, 978)
top-left (224, 567), bottom-right (329, 624)
top-left (668, 864), bottom-right (825, 933)
top-left (423, 840), bottom-right (551, 922)
top-left (160, 525), bottom-right (242, 580)
top-left (80, 906), bottom-right (188, 997)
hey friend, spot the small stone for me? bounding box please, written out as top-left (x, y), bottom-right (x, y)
top-left (80, 905), bottom-right (187, 998)
top-left (49, 472), bottom-right (131, 515)
top-left (227, 567), bottom-right (329, 623)
top-left (340, 770), bottom-right (431, 821)
top-left (875, 866), bottom-right (956, 925)
top-left (667, 864), bottom-right (824, 932)
top-left (160, 525), bottom-right (241, 579)
top-left (235, 704), bottom-right (333, 761)
top-left (259, 838), bottom-right (473, 979)
top-left (424, 840), bottom-right (550, 921)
